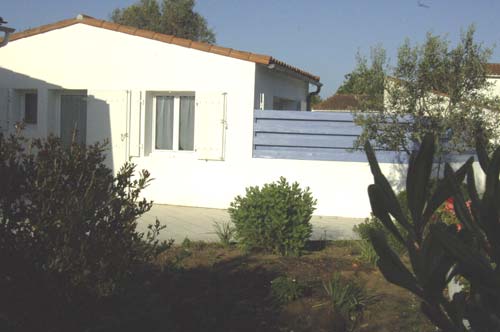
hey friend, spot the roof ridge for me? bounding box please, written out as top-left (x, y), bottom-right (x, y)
top-left (8, 15), bottom-right (320, 82)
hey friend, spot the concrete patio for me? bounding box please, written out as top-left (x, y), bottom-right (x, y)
top-left (137, 204), bottom-right (364, 243)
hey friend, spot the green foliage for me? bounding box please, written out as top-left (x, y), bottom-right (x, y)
top-left (0, 134), bottom-right (163, 330)
top-left (213, 220), bottom-right (235, 247)
top-left (181, 236), bottom-right (207, 251)
top-left (353, 190), bottom-right (410, 256)
top-left (229, 177), bottom-right (316, 256)
top-left (365, 134), bottom-right (500, 331)
top-left (356, 240), bottom-right (379, 266)
top-left (310, 94), bottom-right (323, 107)
top-left (351, 26), bottom-right (500, 157)
top-left (336, 45), bottom-right (387, 104)
top-left (111, 0), bottom-right (216, 43)
top-left (322, 273), bottom-right (379, 331)
top-left (270, 276), bottom-right (305, 304)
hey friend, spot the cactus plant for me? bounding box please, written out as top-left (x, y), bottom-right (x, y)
top-left (365, 134), bottom-right (500, 332)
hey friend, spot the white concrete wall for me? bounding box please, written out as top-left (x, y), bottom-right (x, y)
top-left (487, 76), bottom-right (500, 97)
top-left (254, 64), bottom-right (308, 110)
top-left (136, 153), bottom-right (410, 217)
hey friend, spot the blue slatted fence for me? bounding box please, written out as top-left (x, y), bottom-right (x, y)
top-left (252, 110), bottom-right (405, 163)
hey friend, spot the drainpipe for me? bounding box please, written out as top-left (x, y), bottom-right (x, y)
top-left (307, 82), bottom-right (322, 112)
top-left (0, 19), bottom-right (15, 48)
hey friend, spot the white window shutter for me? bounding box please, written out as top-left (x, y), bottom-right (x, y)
top-left (195, 92), bottom-right (227, 161)
top-left (128, 91), bottom-right (142, 157)
top-left (87, 90), bottom-right (129, 172)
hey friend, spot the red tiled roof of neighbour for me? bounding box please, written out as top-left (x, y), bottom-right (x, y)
top-left (486, 63), bottom-right (500, 76)
top-left (314, 94), bottom-right (360, 110)
top-left (6, 15), bottom-right (320, 83)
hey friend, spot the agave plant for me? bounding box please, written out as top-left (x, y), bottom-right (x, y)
top-left (365, 134), bottom-right (500, 332)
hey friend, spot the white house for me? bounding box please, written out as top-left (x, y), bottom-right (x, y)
top-left (0, 15), bottom-right (424, 218)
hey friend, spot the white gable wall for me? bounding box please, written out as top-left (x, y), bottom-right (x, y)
top-left (0, 23), bottom-right (257, 169)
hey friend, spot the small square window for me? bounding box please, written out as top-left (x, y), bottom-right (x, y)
top-left (24, 92), bottom-right (37, 124)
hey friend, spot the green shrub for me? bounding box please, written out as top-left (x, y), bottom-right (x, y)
top-left (353, 190), bottom-right (409, 256)
top-left (0, 134), bottom-right (163, 330)
top-left (270, 276), bottom-right (305, 304)
top-left (212, 220), bottom-right (235, 247)
top-left (356, 240), bottom-right (379, 266)
top-left (229, 177), bottom-right (316, 256)
top-left (322, 273), bottom-right (379, 331)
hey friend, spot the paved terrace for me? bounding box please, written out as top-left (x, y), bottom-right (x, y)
top-left (137, 204), bottom-right (364, 243)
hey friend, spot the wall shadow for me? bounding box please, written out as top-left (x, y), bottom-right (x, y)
top-left (0, 66), bottom-right (116, 172)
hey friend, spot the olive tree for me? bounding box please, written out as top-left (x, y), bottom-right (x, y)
top-left (343, 26), bottom-right (500, 158)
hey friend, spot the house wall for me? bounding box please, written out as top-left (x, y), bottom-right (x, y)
top-left (254, 64), bottom-right (308, 111)
top-left (0, 23), bottom-right (257, 170)
top-left (487, 76), bottom-right (500, 97)
top-left (0, 22), bottom-right (407, 219)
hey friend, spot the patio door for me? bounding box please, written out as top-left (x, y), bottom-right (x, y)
top-left (60, 94), bottom-right (87, 146)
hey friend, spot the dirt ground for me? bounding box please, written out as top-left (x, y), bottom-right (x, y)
top-left (154, 240), bottom-right (435, 332)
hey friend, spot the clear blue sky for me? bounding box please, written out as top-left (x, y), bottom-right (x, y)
top-left (3, 0), bottom-right (500, 98)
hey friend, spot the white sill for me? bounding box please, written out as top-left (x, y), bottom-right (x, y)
top-left (151, 149), bottom-right (197, 159)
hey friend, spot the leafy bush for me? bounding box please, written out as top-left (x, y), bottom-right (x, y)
top-left (322, 273), bottom-right (379, 331)
top-left (356, 240), bottom-right (379, 266)
top-left (0, 134), bottom-right (164, 330)
top-left (212, 220), bottom-right (235, 247)
top-left (229, 177), bottom-right (316, 256)
top-left (364, 134), bottom-right (500, 331)
top-left (270, 276), bottom-right (305, 304)
top-left (354, 190), bottom-right (409, 256)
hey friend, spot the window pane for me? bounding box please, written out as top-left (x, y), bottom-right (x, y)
top-left (156, 96), bottom-right (174, 150)
top-left (25, 93), bottom-right (37, 124)
top-left (179, 96), bottom-right (195, 151)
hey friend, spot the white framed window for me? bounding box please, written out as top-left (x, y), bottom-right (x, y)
top-left (15, 90), bottom-right (38, 125)
top-left (153, 93), bottom-right (195, 152)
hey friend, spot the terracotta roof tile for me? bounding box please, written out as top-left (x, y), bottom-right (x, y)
top-left (7, 15), bottom-right (320, 83)
top-left (154, 33), bottom-right (174, 43)
top-left (314, 94), bottom-right (360, 110)
top-left (83, 17), bottom-right (105, 28)
top-left (171, 36), bottom-right (192, 48)
top-left (117, 25), bottom-right (138, 35)
top-left (486, 63), bottom-right (500, 76)
top-left (209, 45), bottom-right (232, 56)
top-left (270, 58), bottom-right (320, 82)
top-left (190, 41), bottom-right (211, 52)
top-left (101, 21), bottom-right (121, 31)
top-left (134, 28), bottom-right (156, 39)
top-left (248, 54), bottom-right (271, 64)
top-left (228, 49), bottom-right (252, 61)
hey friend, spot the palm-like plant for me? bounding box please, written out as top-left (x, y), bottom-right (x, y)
top-left (365, 134), bottom-right (500, 331)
